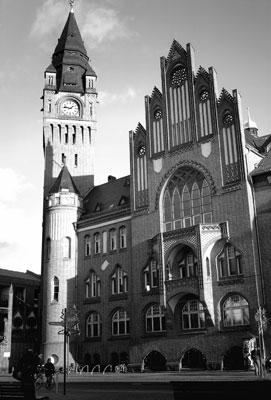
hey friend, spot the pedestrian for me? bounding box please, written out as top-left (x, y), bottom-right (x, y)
top-left (44, 357), bottom-right (55, 378)
top-left (251, 347), bottom-right (261, 376)
top-left (16, 349), bottom-right (39, 400)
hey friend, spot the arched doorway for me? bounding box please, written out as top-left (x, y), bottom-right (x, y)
top-left (223, 346), bottom-right (244, 370)
top-left (144, 350), bottom-right (166, 371)
top-left (182, 348), bottom-right (206, 369)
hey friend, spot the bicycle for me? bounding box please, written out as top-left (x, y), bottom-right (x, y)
top-left (34, 371), bottom-right (55, 391)
top-left (115, 363), bottom-right (127, 373)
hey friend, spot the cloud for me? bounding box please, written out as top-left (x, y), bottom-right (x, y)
top-left (99, 87), bottom-right (137, 106)
top-left (0, 168), bottom-right (33, 203)
top-left (29, 0), bottom-right (133, 50)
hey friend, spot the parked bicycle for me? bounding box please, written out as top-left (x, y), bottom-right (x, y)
top-left (115, 363), bottom-right (127, 373)
top-left (34, 366), bottom-right (55, 390)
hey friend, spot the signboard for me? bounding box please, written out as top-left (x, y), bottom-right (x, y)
top-left (4, 352), bottom-right (10, 358)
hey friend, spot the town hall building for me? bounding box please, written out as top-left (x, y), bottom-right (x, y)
top-left (40, 3), bottom-right (271, 372)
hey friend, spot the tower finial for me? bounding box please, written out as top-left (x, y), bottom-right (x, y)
top-left (69, 0), bottom-right (75, 13)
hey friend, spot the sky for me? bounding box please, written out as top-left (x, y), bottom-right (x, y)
top-left (0, 0), bottom-right (270, 275)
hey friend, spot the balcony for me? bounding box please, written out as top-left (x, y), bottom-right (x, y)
top-left (165, 276), bottom-right (199, 293)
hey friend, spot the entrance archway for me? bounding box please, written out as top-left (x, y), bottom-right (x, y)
top-left (223, 346), bottom-right (244, 370)
top-left (144, 350), bottom-right (166, 371)
top-left (182, 348), bottom-right (206, 369)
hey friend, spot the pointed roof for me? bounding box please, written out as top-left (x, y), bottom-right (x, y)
top-left (54, 11), bottom-right (87, 57)
top-left (244, 108), bottom-right (258, 130)
top-left (49, 165), bottom-right (80, 195)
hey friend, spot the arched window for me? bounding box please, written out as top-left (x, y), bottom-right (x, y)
top-left (222, 294), bottom-right (249, 327)
top-left (85, 271), bottom-right (101, 298)
top-left (46, 238), bottom-right (51, 260)
top-left (179, 250), bottom-right (198, 278)
top-left (102, 231), bottom-right (107, 253)
top-left (146, 304), bottom-right (165, 332)
top-left (191, 182), bottom-right (201, 224)
top-left (172, 188), bottom-right (182, 229)
top-left (163, 190), bottom-right (172, 231)
top-left (86, 312), bottom-right (102, 337)
top-left (217, 243), bottom-right (242, 279)
top-left (182, 299), bottom-right (205, 330)
top-left (85, 235), bottom-right (91, 256)
top-left (53, 277), bottom-right (59, 302)
top-left (112, 309), bottom-right (130, 336)
top-left (119, 226), bottom-right (127, 249)
top-left (143, 260), bottom-right (158, 290)
top-left (111, 266), bottom-right (128, 294)
top-left (94, 233), bottom-right (101, 254)
top-left (182, 185), bottom-right (191, 227)
top-left (63, 237), bottom-right (71, 258)
top-left (162, 167), bottom-right (212, 231)
top-left (109, 229), bottom-right (117, 251)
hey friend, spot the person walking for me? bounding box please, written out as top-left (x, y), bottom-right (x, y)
top-left (44, 358), bottom-right (55, 388)
top-left (251, 347), bottom-right (261, 376)
top-left (16, 349), bottom-right (39, 400)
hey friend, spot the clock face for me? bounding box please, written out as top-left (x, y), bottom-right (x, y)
top-left (61, 100), bottom-right (79, 116)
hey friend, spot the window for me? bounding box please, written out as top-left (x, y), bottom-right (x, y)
top-left (94, 233), bottom-right (101, 254)
top-left (179, 251), bottom-right (198, 278)
top-left (162, 167), bottom-right (212, 231)
top-left (146, 304), bottom-right (165, 332)
top-left (182, 299), bottom-right (205, 330)
top-left (143, 260), bottom-right (158, 289)
top-left (222, 294), bottom-right (249, 327)
top-left (111, 266), bottom-right (128, 294)
top-left (119, 226), bottom-right (127, 249)
top-left (46, 238), bottom-right (51, 260)
top-left (74, 154), bottom-right (78, 167)
top-left (63, 237), bottom-right (71, 258)
top-left (85, 235), bottom-right (91, 256)
top-left (217, 243), bottom-right (242, 279)
top-left (86, 312), bottom-right (101, 338)
top-left (53, 277), bottom-right (59, 302)
top-left (169, 66), bottom-right (192, 146)
top-left (109, 229), bottom-right (117, 251)
top-left (112, 309), bottom-right (130, 336)
top-left (85, 271), bottom-right (101, 298)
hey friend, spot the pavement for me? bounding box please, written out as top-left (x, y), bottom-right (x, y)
top-left (0, 370), bottom-right (270, 400)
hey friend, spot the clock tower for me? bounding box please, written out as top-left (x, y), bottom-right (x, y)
top-left (41, 2), bottom-right (97, 365)
top-left (42, 2), bottom-right (97, 198)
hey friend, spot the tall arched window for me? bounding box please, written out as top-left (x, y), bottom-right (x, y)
top-left (172, 188), bottom-right (182, 229)
top-left (112, 309), bottom-right (130, 336)
top-left (169, 66), bottom-right (191, 147)
top-left (146, 304), bottom-right (165, 332)
top-left (119, 226), bottom-right (127, 249)
top-left (53, 277), bottom-right (59, 302)
top-left (63, 237), bottom-right (71, 258)
top-left (217, 243), bottom-right (242, 279)
top-left (182, 299), bottom-right (205, 330)
top-left (182, 185), bottom-right (191, 227)
top-left (162, 167), bottom-right (212, 231)
top-left (84, 235), bottom-right (91, 256)
top-left (222, 294), bottom-right (249, 327)
top-left (109, 229), bottom-right (117, 251)
top-left (111, 266), bottom-right (128, 294)
top-left (86, 312), bottom-right (102, 337)
top-left (94, 233), bottom-right (101, 254)
top-left (85, 271), bottom-right (101, 298)
top-left (143, 260), bottom-right (158, 290)
top-left (163, 190), bottom-right (172, 231)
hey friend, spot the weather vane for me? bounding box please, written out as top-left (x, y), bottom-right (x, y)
top-left (69, 0), bottom-right (75, 11)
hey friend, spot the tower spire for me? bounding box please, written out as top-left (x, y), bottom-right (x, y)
top-left (69, 0), bottom-right (75, 13)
